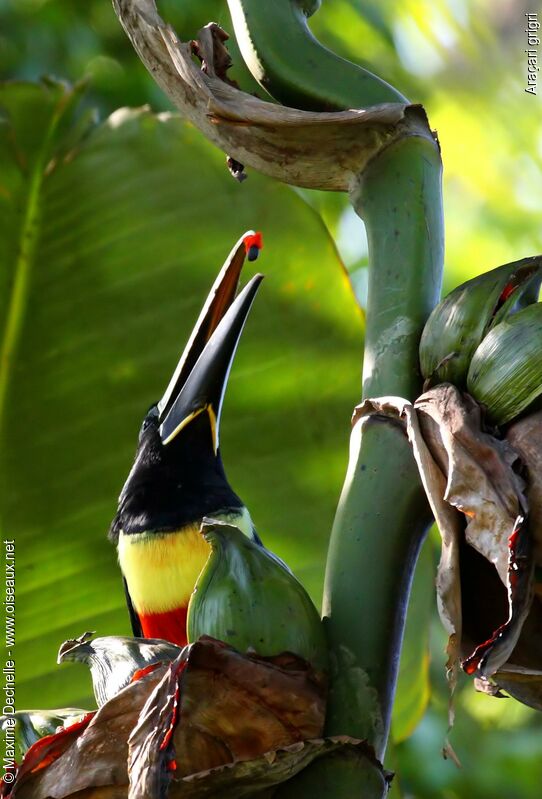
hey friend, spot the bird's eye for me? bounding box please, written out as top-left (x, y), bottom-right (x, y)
top-left (139, 406), bottom-right (159, 439)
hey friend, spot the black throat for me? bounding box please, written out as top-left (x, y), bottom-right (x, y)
top-left (109, 410), bottom-right (243, 541)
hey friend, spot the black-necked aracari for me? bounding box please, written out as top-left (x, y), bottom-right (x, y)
top-left (109, 231), bottom-right (264, 647)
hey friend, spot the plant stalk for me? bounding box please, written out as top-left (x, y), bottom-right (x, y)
top-left (358, 135), bottom-right (444, 400)
top-left (323, 134), bottom-right (443, 756)
top-left (226, 0), bottom-right (407, 110)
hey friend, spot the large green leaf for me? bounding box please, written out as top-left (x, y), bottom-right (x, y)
top-left (0, 81), bottom-right (363, 709)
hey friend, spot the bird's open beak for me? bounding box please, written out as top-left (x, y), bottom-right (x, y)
top-left (157, 232), bottom-right (263, 451)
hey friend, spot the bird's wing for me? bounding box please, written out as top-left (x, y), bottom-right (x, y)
top-left (123, 578), bottom-right (143, 637)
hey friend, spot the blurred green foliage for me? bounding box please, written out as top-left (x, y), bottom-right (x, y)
top-left (2, 1), bottom-right (542, 797)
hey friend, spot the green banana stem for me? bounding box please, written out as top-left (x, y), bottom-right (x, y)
top-left (227, 0), bottom-right (408, 110)
top-left (359, 135), bottom-right (444, 399)
top-left (323, 135), bottom-right (443, 758)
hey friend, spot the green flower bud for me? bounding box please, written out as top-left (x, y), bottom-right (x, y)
top-left (420, 256), bottom-right (542, 386)
top-left (187, 519), bottom-right (328, 672)
top-left (467, 303), bottom-right (542, 425)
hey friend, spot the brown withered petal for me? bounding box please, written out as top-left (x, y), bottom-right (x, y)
top-left (111, 0), bottom-right (434, 192)
top-left (414, 385), bottom-right (527, 585)
top-left (460, 515), bottom-right (533, 677)
top-left (2, 711), bottom-right (96, 796)
top-left (174, 644), bottom-right (326, 771)
top-left (412, 386), bottom-right (535, 678)
top-left (408, 386), bottom-right (536, 682)
top-left (129, 638), bottom-right (327, 797)
top-left (170, 737), bottom-right (388, 799)
top-left (10, 668), bottom-right (165, 798)
top-left (506, 410), bottom-right (542, 566)
top-left (353, 390), bottom-right (535, 687)
top-left (7, 638), bottom-right (329, 799)
top-left (490, 593), bottom-right (542, 710)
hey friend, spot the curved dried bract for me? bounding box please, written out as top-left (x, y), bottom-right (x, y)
top-left (410, 387), bottom-right (533, 678)
top-left (414, 385), bottom-right (526, 585)
top-left (353, 391), bottom-right (535, 685)
top-left (0, 709), bottom-right (88, 763)
top-left (31, 739), bottom-right (378, 799)
top-left (11, 669), bottom-right (163, 799)
top-left (112, 0), bottom-right (434, 191)
top-left (506, 410), bottom-right (542, 566)
top-left (129, 638), bottom-right (326, 796)
top-left (6, 638), bottom-right (330, 799)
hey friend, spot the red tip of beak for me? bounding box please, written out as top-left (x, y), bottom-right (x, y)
top-left (243, 231), bottom-right (263, 261)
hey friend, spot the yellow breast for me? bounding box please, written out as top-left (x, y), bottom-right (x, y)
top-left (118, 524), bottom-right (211, 614)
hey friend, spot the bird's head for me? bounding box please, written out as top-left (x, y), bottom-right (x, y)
top-left (109, 232), bottom-right (263, 540)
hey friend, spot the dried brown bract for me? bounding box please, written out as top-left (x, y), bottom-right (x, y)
top-left (4, 638), bottom-right (380, 799)
top-left (112, 0), bottom-right (434, 192)
top-left (355, 389), bottom-right (542, 710)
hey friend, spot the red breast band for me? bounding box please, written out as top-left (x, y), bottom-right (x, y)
top-left (138, 606), bottom-right (189, 647)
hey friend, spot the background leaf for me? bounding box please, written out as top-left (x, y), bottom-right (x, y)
top-left (0, 81), bottom-right (362, 709)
